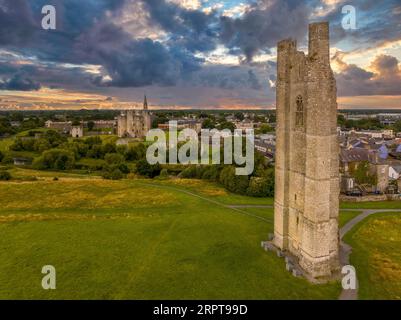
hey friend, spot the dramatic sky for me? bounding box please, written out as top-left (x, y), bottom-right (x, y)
top-left (0, 0), bottom-right (400, 110)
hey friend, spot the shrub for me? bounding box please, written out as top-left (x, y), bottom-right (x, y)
top-left (33, 149), bottom-right (75, 170)
top-left (23, 176), bottom-right (38, 181)
top-left (0, 170), bottom-right (11, 181)
top-left (84, 136), bottom-right (102, 146)
top-left (103, 168), bottom-right (124, 180)
top-left (178, 166), bottom-right (197, 179)
top-left (33, 138), bottom-right (51, 153)
top-left (219, 166), bottom-right (249, 195)
top-left (86, 144), bottom-right (104, 159)
top-left (1, 154), bottom-right (14, 164)
top-left (201, 165), bottom-right (221, 181)
top-left (125, 143), bottom-right (147, 161)
top-left (136, 159), bottom-right (161, 178)
top-left (104, 153), bottom-right (125, 165)
top-left (159, 168), bottom-right (169, 179)
top-left (116, 145), bottom-right (127, 155)
top-left (247, 177), bottom-right (270, 197)
top-left (103, 142), bottom-right (116, 154)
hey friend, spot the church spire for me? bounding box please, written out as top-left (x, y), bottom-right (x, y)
top-left (143, 94), bottom-right (148, 110)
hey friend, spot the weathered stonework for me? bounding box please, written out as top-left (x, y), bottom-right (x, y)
top-left (273, 22), bottom-right (340, 279)
top-left (117, 96), bottom-right (151, 138)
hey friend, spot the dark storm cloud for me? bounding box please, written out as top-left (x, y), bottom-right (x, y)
top-left (312, 0), bottom-right (401, 48)
top-left (0, 0), bottom-right (204, 89)
top-left (74, 21), bottom-right (203, 87)
top-left (191, 64), bottom-right (272, 93)
top-left (0, 0), bottom-right (37, 46)
top-left (219, 0), bottom-right (310, 62)
top-left (0, 74), bottom-right (41, 91)
top-left (335, 54), bottom-right (401, 96)
top-left (0, 0), bottom-right (399, 102)
top-left (141, 0), bottom-right (218, 53)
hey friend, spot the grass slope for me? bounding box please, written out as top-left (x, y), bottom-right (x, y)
top-left (344, 213), bottom-right (401, 300)
top-left (0, 177), bottom-right (340, 299)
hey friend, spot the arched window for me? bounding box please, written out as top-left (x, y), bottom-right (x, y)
top-left (295, 95), bottom-right (304, 126)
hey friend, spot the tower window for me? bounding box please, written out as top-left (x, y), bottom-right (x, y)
top-left (295, 95), bottom-right (304, 126)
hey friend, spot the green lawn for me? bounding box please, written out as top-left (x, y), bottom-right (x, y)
top-left (0, 137), bottom-right (14, 152)
top-left (340, 201), bottom-right (401, 210)
top-left (0, 177), bottom-right (340, 299)
top-left (344, 213), bottom-right (401, 300)
top-left (339, 211), bottom-right (362, 228)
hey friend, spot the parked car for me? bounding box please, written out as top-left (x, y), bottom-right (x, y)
top-left (346, 189), bottom-right (363, 197)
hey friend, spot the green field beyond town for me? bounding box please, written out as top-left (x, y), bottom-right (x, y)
top-left (0, 169), bottom-right (400, 299)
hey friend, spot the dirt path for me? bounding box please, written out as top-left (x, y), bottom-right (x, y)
top-left (339, 209), bottom-right (401, 300)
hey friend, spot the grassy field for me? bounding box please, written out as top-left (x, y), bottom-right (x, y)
top-left (339, 211), bottom-right (362, 227)
top-left (0, 168), bottom-right (400, 299)
top-left (0, 174), bottom-right (341, 299)
top-left (344, 213), bottom-right (401, 300)
top-left (340, 201), bottom-right (401, 209)
top-left (0, 137), bottom-right (14, 152)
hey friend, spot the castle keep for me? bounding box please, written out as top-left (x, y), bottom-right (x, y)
top-left (117, 96), bottom-right (151, 138)
top-left (273, 22), bottom-right (340, 278)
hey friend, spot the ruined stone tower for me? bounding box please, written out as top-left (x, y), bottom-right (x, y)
top-left (273, 22), bottom-right (340, 278)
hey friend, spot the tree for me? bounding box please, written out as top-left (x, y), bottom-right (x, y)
top-left (33, 149), bottom-right (75, 170)
top-left (219, 166), bottom-right (249, 195)
top-left (34, 138), bottom-right (51, 153)
top-left (86, 144), bottom-right (104, 159)
top-left (218, 121), bottom-right (235, 132)
top-left (103, 142), bottom-right (116, 154)
top-left (337, 114), bottom-right (346, 127)
top-left (103, 168), bottom-right (124, 180)
top-left (136, 159), bottom-right (161, 178)
top-left (125, 143), bottom-right (146, 161)
top-left (258, 124), bottom-right (274, 134)
top-left (393, 120), bottom-right (401, 133)
top-left (0, 170), bottom-right (11, 181)
top-left (235, 112), bottom-right (245, 121)
top-left (202, 118), bottom-right (215, 129)
top-left (87, 121), bottom-right (95, 131)
top-left (349, 161), bottom-right (377, 186)
top-left (104, 153), bottom-right (125, 165)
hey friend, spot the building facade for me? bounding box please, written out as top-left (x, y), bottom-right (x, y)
top-left (273, 22), bottom-right (340, 278)
top-left (117, 96), bottom-right (151, 138)
top-left (71, 125), bottom-right (84, 138)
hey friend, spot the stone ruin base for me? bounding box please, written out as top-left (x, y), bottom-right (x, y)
top-left (261, 235), bottom-right (342, 284)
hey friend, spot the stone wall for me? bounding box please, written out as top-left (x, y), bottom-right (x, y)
top-left (273, 22), bottom-right (340, 279)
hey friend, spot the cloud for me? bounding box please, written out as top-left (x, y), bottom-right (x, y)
top-left (219, 0), bottom-right (310, 62)
top-left (334, 53), bottom-right (401, 96)
top-left (0, 0), bottom-right (37, 46)
top-left (0, 74), bottom-right (41, 91)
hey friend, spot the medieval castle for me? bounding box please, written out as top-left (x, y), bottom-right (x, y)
top-left (272, 22), bottom-right (340, 279)
top-left (117, 96), bottom-right (151, 138)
